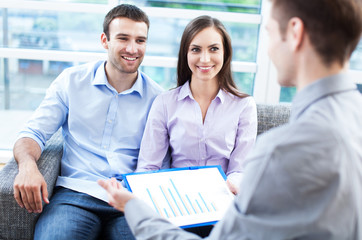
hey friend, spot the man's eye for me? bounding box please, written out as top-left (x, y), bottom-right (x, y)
top-left (136, 39), bottom-right (146, 43)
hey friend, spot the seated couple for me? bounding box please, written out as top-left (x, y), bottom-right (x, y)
top-left (12, 4), bottom-right (256, 240)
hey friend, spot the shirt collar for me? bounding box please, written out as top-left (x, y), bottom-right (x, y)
top-left (177, 80), bottom-right (225, 103)
top-left (290, 72), bottom-right (357, 121)
top-left (92, 61), bottom-right (108, 86)
top-left (121, 71), bottom-right (144, 97)
top-left (92, 61), bottom-right (144, 97)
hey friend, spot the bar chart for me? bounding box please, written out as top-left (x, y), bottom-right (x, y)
top-left (125, 166), bottom-right (234, 228)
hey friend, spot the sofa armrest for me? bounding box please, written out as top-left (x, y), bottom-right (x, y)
top-left (256, 104), bottom-right (291, 135)
top-left (0, 130), bottom-right (63, 240)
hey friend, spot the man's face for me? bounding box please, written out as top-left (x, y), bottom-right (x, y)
top-left (266, 8), bottom-right (296, 87)
top-left (102, 17), bottom-right (148, 74)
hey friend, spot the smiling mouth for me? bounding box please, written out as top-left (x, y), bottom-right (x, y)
top-left (198, 66), bottom-right (213, 70)
top-left (122, 56), bottom-right (137, 61)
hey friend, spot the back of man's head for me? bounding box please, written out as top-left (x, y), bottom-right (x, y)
top-left (270, 0), bottom-right (362, 66)
top-left (103, 4), bottom-right (150, 40)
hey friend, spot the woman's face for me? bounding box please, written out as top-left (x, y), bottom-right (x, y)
top-left (187, 27), bottom-right (224, 83)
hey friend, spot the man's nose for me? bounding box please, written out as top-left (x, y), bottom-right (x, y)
top-left (126, 41), bottom-right (137, 54)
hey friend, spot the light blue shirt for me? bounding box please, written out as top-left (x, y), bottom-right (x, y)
top-left (19, 61), bottom-right (163, 201)
top-left (124, 72), bottom-right (362, 239)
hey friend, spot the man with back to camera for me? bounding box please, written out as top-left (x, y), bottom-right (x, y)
top-left (98, 0), bottom-right (362, 239)
top-left (12, 4), bottom-right (163, 239)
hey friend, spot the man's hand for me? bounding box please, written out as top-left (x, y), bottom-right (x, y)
top-left (98, 178), bottom-right (135, 212)
top-left (13, 160), bottom-right (49, 213)
top-left (13, 137), bottom-right (48, 213)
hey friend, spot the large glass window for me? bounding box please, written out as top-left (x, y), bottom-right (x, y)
top-left (350, 40), bottom-right (362, 71)
top-left (1, 0), bottom-right (261, 111)
top-left (5, 9), bottom-right (104, 52)
top-left (144, 0), bottom-right (261, 14)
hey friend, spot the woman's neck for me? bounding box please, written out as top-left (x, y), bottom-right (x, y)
top-left (189, 77), bottom-right (219, 101)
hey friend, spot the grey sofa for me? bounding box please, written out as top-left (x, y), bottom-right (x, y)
top-left (0, 104), bottom-right (291, 240)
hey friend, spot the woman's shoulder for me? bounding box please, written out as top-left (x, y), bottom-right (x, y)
top-left (224, 91), bottom-right (256, 105)
top-left (156, 86), bottom-right (183, 100)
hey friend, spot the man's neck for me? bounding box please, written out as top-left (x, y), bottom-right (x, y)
top-left (105, 62), bottom-right (138, 93)
top-left (295, 53), bottom-right (346, 91)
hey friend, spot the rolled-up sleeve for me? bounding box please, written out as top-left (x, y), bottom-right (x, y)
top-left (18, 71), bottom-right (69, 151)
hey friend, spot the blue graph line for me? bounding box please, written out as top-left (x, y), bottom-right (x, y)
top-left (195, 199), bottom-right (203, 213)
top-left (211, 202), bottom-right (217, 211)
top-left (146, 188), bottom-right (159, 214)
top-left (169, 188), bottom-right (183, 216)
top-left (164, 208), bottom-right (169, 218)
top-left (160, 186), bottom-right (176, 217)
top-left (186, 194), bottom-right (197, 214)
top-left (170, 179), bottom-right (190, 215)
top-left (199, 192), bottom-right (210, 212)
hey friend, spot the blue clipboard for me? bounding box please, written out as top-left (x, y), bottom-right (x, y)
top-left (122, 165), bottom-right (233, 229)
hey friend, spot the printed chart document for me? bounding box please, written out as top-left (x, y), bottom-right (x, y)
top-left (123, 166), bottom-right (234, 228)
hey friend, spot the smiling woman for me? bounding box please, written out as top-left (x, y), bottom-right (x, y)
top-left (136, 14), bottom-right (257, 202)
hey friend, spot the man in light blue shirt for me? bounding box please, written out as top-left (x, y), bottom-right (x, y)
top-left (99, 0), bottom-right (362, 239)
top-left (12, 4), bottom-right (163, 239)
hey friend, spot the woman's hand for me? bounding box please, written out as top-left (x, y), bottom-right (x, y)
top-left (98, 178), bottom-right (135, 212)
top-left (226, 179), bottom-right (238, 195)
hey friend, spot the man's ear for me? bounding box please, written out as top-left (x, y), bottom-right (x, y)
top-left (287, 17), bottom-right (304, 52)
top-left (101, 32), bottom-right (109, 50)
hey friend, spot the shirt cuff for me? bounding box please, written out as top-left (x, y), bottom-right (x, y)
top-left (17, 132), bottom-right (45, 152)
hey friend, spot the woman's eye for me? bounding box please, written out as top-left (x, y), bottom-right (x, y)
top-left (211, 47), bottom-right (219, 51)
top-left (191, 48), bottom-right (200, 52)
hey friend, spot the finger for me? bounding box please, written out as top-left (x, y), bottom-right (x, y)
top-left (25, 186), bottom-right (38, 213)
top-left (97, 179), bottom-right (107, 189)
top-left (111, 178), bottom-right (117, 187)
top-left (13, 185), bottom-right (25, 208)
top-left (42, 182), bottom-right (49, 205)
top-left (226, 180), bottom-right (237, 195)
top-left (98, 179), bottom-right (114, 193)
top-left (20, 188), bottom-right (33, 212)
top-left (115, 180), bottom-right (123, 189)
top-left (33, 188), bottom-right (43, 213)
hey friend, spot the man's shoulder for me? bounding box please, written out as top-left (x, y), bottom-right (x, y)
top-left (65, 60), bottom-right (103, 72)
top-left (54, 61), bottom-right (104, 88)
top-left (255, 118), bottom-right (339, 160)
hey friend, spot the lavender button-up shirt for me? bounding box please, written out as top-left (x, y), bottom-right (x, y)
top-left (136, 81), bottom-right (257, 185)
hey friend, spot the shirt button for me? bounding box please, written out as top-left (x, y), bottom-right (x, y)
top-left (103, 145), bottom-right (107, 149)
top-left (108, 120), bottom-right (112, 123)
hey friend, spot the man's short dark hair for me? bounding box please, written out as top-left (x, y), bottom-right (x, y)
top-left (103, 4), bottom-right (150, 40)
top-left (270, 0), bottom-right (362, 66)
